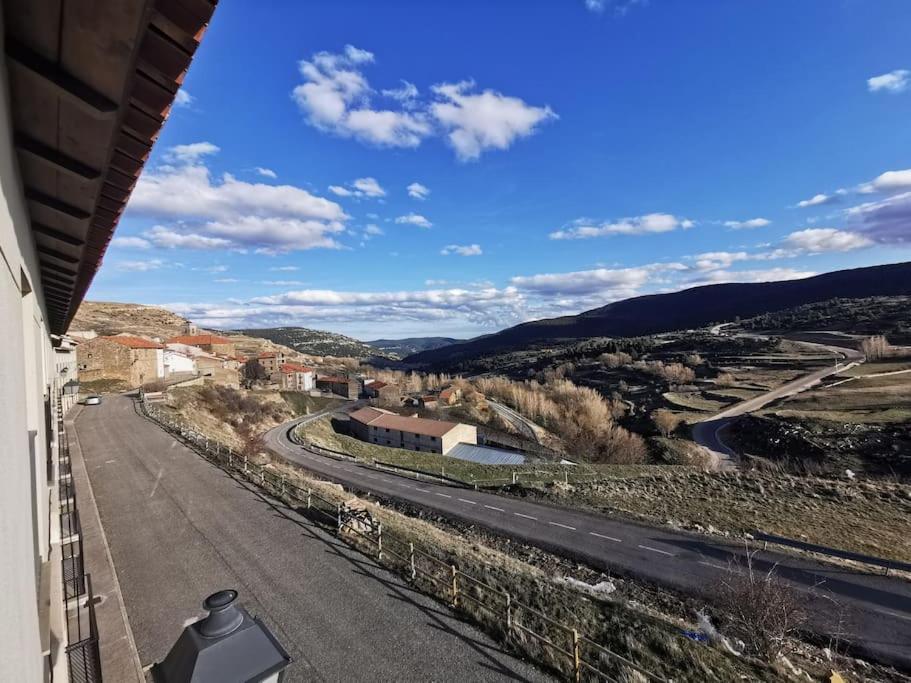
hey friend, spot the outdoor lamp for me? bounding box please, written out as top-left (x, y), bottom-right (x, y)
top-left (151, 589), bottom-right (291, 682)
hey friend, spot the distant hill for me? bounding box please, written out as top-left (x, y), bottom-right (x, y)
top-left (239, 327), bottom-right (394, 359)
top-left (406, 261), bottom-right (911, 368)
top-left (365, 337), bottom-right (461, 357)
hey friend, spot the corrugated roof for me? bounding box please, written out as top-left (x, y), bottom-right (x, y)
top-left (350, 407), bottom-right (460, 438)
top-left (447, 443), bottom-right (526, 466)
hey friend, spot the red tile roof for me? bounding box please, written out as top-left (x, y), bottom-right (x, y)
top-left (370, 381), bottom-right (388, 389)
top-left (350, 407), bottom-right (459, 437)
top-left (281, 363), bottom-right (314, 374)
top-left (316, 375), bottom-right (349, 384)
top-left (259, 352), bottom-right (276, 358)
top-left (103, 335), bottom-right (163, 350)
top-left (167, 334), bottom-right (233, 346)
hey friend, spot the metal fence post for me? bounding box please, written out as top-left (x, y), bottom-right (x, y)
top-left (243, 456), bottom-right (248, 473)
top-left (260, 468), bottom-right (265, 485)
top-left (280, 474), bottom-right (286, 496)
top-left (409, 542), bottom-right (416, 580)
top-left (572, 629), bottom-right (581, 683)
top-left (337, 504), bottom-right (343, 533)
top-left (512, 471), bottom-right (517, 484)
top-left (307, 488), bottom-right (312, 509)
top-left (505, 593), bottom-right (512, 631)
top-left (451, 565), bottom-right (459, 607)
top-left (377, 523), bottom-right (383, 561)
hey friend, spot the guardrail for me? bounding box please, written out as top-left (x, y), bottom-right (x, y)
top-left (754, 531), bottom-right (911, 574)
top-left (138, 396), bottom-right (666, 682)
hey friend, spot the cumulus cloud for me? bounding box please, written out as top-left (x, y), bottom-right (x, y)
top-left (441, 244), bottom-right (482, 256)
top-left (510, 262), bottom-right (685, 296)
top-left (174, 89), bottom-right (193, 108)
top-left (724, 217), bottom-right (770, 230)
top-left (782, 228), bottom-right (873, 253)
top-left (164, 141), bottom-right (219, 163)
top-left (255, 167), bottom-right (278, 179)
top-left (867, 69), bottom-right (909, 94)
top-left (583, 0), bottom-right (646, 15)
top-left (395, 213), bottom-right (432, 228)
top-left (329, 176), bottom-right (386, 199)
top-left (430, 80), bottom-right (557, 161)
top-left (407, 182), bottom-right (430, 200)
top-left (364, 224), bottom-right (384, 236)
top-left (128, 149), bottom-right (348, 253)
top-left (270, 266), bottom-right (299, 272)
top-left (115, 259), bottom-right (166, 272)
top-left (693, 251), bottom-right (750, 271)
top-left (111, 236), bottom-right (151, 249)
top-left (292, 46), bottom-right (556, 159)
top-left (550, 213), bottom-right (692, 239)
top-left (796, 193), bottom-right (838, 208)
top-left (858, 168), bottom-right (911, 194)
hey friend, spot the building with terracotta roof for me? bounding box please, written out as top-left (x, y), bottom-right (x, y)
top-left (165, 333), bottom-right (235, 356)
top-left (363, 380), bottom-right (398, 400)
top-left (439, 386), bottom-right (462, 406)
top-left (316, 374), bottom-right (361, 399)
top-left (256, 350), bottom-right (288, 376)
top-left (279, 363), bottom-right (314, 391)
top-left (349, 407), bottom-right (477, 455)
top-left (76, 336), bottom-right (164, 387)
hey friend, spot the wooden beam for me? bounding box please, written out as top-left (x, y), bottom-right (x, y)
top-left (14, 132), bottom-right (102, 180)
top-left (25, 188), bottom-right (91, 220)
top-left (40, 261), bottom-right (77, 277)
top-left (32, 222), bottom-right (85, 247)
top-left (41, 270), bottom-right (76, 285)
top-left (37, 245), bottom-right (80, 264)
top-left (5, 38), bottom-right (118, 115)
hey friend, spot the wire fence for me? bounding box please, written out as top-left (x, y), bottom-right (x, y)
top-left (138, 396), bottom-right (666, 682)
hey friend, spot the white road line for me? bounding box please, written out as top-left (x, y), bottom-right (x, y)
top-left (549, 522), bottom-right (576, 531)
top-left (638, 544), bottom-right (674, 557)
top-left (514, 512), bottom-right (538, 521)
top-left (698, 560), bottom-right (728, 571)
top-left (484, 504), bottom-right (505, 512)
top-left (458, 498), bottom-right (477, 505)
top-left (589, 532), bottom-right (622, 542)
top-left (416, 488), bottom-right (431, 493)
top-left (435, 493), bottom-right (452, 499)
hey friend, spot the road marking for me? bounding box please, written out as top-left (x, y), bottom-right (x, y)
top-left (417, 488), bottom-right (431, 493)
top-left (698, 560), bottom-right (728, 571)
top-left (435, 493), bottom-right (452, 499)
top-left (549, 522), bottom-right (576, 531)
top-left (484, 504), bottom-right (505, 512)
top-left (458, 498), bottom-right (477, 505)
top-left (638, 544), bottom-right (674, 556)
top-left (514, 512), bottom-right (538, 520)
top-left (589, 532), bottom-right (621, 542)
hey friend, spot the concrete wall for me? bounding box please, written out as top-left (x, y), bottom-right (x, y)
top-left (164, 350), bottom-right (196, 377)
top-left (0, 31), bottom-right (55, 680)
top-left (441, 423), bottom-right (477, 455)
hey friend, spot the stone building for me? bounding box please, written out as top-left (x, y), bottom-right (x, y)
top-left (76, 336), bottom-right (164, 387)
top-left (278, 363), bottom-right (314, 391)
top-left (166, 333), bottom-right (235, 356)
top-left (316, 374), bottom-right (361, 399)
top-left (257, 351), bottom-right (286, 376)
top-left (349, 407), bottom-right (477, 455)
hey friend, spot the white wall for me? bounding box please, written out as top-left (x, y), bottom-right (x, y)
top-left (164, 350), bottom-right (197, 376)
top-left (0, 25), bottom-right (56, 681)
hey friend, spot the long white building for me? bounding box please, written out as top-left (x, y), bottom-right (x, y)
top-left (0, 2), bottom-right (215, 680)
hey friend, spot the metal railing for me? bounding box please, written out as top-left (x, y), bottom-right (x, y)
top-left (139, 396), bottom-right (667, 682)
top-left (57, 404), bottom-right (102, 683)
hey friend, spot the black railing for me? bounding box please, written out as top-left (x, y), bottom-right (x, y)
top-left (57, 397), bottom-right (102, 682)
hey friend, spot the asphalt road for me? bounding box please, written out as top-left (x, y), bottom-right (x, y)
top-left (267, 412), bottom-right (911, 671)
top-left (693, 341), bottom-right (866, 467)
top-left (75, 395), bottom-right (549, 682)
top-left (488, 400), bottom-right (540, 443)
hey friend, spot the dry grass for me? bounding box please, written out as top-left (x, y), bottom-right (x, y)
top-left (663, 392), bottom-right (731, 413)
top-left (515, 469), bottom-right (911, 563)
top-left (838, 361), bottom-right (911, 377)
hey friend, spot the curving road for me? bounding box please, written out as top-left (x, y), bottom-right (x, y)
top-left (693, 341), bottom-right (865, 468)
top-left (265, 413), bottom-right (911, 671)
top-left (488, 399), bottom-right (541, 442)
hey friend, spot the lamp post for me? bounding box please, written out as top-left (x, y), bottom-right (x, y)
top-left (151, 590), bottom-right (291, 682)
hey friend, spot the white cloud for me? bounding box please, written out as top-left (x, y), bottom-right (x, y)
top-left (782, 228), bottom-right (873, 253)
top-left (510, 262), bottom-right (685, 296)
top-left (867, 69), bottom-right (909, 94)
top-left (270, 266), bottom-right (299, 272)
top-left (583, 0), bottom-right (646, 15)
top-left (111, 236), bottom-right (151, 249)
top-left (550, 213), bottom-right (691, 239)
top-left (845, 191), bottom-right (911, 244)
top-left (174, 89), bottom-right (193, 108)
top-left (395, 213), bottom-right (432, 228)
top-left (214, 278), bottom-right (239, 283)
top-left (164, 142), bottom-right (220, 163)
top-left (693, 251), bottom-right (750, 271)
top-left (255, 167), bottom-right (278, 179)
top-left (292, 47), bottom-right (556, 159)
top-left (407, 182), bottom-right (430, 200)
top-left (115, 259), bottom-right (166, 272)
top-left (685, 268), bottom-right (816, 287)
top-left (128, 152), bottom-right (348, 253)
top-left (859, 168), bottom-right (911, 194)
top-left (796, 193), bottom-right (837, 208)
top-left (364, 224), bottom-right (384, 236)
top-left (260, 280), bottom-right (306, 286)
top-left (430, 81), bottom-right (557, 161)
top-left (441, 244), bottom-right (482, 256)
top-left (329, 177), bottom-right (386, 198)
top-left (724, 217), bottom-right (770, 230)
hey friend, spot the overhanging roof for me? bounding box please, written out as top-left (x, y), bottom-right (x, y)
top-left (3, 0), bottom-right (217, 334)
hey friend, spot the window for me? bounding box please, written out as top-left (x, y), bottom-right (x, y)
top-left (430, 436), bottom-right (437, 442)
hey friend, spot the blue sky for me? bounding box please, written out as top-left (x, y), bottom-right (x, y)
top-left (91, 0), bottom-right (911, 340)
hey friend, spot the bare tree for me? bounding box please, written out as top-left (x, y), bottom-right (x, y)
top-left (652, 409), bottom-right (682, 438)
top-left (860, 335), bottom-right (891, 360)
top-left (717, 550), bottom-right (807, 660)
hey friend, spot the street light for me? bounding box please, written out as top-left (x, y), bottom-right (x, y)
top-left (151, 590), bottom-right (292, 682)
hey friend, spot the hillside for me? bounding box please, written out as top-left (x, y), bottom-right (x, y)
top-left (239, 327), bottom-right (393, 359)
top-left (71, 301), bottom-right (300, 360)
top-left (406, 261), bottom-right (911, 368)
top-left (365, 337), bottom-right (460, 357)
